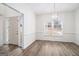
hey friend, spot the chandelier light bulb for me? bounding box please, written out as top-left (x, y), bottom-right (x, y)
top-left (52, 14), bottom-right (58, 19)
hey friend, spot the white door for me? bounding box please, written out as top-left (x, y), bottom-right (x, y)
top-left (0, 16), bottom-right (3, 46)
top-left (8, 16), bottom-right (19, 45)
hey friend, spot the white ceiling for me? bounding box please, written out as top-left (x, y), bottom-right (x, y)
top-left (26, 3), bottom-right (79, 15)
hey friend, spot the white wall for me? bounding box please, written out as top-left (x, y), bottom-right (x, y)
top-left (62, 12), bottom-right (75, 42)
top-left (0, 4), bottom-right (6, 16)
top-left (75, 8), bottom-right (79, 45)
top-left (36, 11), bottom-right (75, 42)
top-left (7, 3), bottom-right (36, 49)
top-left (0, 4), bottom-right (20, 17)
top-left (5, 6), bottom-right (21, 17)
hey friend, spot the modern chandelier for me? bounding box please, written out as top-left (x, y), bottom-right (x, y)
top-left (51, 1), bottom-right (58, 19)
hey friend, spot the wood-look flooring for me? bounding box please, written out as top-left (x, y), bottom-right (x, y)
top-left (0, 44), bottom-right (18, 56)
top-left (1, 40), bottom-right (79, 56)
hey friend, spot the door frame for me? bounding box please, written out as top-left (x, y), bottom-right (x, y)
top-left (18, 15), bottom-right (24, 48)
top-left (2, 3), bottom-right (24, 49)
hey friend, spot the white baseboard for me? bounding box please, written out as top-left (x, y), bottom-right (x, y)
top-left (74, 41), bottom-right (79, 46)
top-left (23, 39), bottom-right (35, 49)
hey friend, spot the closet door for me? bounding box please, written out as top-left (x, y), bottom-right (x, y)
top-left (0, 16), bottom-right (3, 46)
top-left (8, 16), bottom-right (18, 45)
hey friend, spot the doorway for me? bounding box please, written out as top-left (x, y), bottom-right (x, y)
top-left (8, 15), bottom-right (24, 48)
top-left (0, 3), bottom-right (24, 48)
